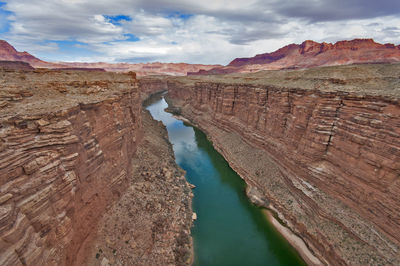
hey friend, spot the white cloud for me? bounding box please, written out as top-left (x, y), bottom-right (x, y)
top-left (0, 0), bottom-right (399, 64)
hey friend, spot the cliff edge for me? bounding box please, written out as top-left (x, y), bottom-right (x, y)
top-left (0, 69), bottom-right (193, 265)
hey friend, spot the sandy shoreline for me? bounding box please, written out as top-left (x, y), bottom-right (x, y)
top-left (263, 209), bottom-right (322, 266)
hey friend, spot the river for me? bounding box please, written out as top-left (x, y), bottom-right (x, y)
top-left (146, 96), bottom-right (305, 266)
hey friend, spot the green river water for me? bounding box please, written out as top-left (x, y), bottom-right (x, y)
top-left (146, 96), bottom-right (305, 266)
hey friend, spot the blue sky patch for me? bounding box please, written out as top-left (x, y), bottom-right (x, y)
top-left (37, 40), bottom-right (99, 62)
top-left (104, 15), bottom-right (132, 26)
top-left (0, 2), bottom-right (12, 34)
top-left (166, 12), bottom-right (193, 20)
top-left (124, 33), bottom-right (140, 42)
top-left (103, 34), bottom-right (140, 44)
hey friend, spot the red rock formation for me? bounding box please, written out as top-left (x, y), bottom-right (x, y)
top-left (138, 76), bottom-right (168, 97)
top-left (0, 69), bottom-right (142, 265)
top-left (229, 43), bottom-right (299, 67)
top-left (166, 63), bottom-right (400, 265)
top-left (0, 60), bottom-right (34, 70)
top-left (191, 39), bottom-right (400, 75)
top-left (0, 40), bottom-right (59, 68)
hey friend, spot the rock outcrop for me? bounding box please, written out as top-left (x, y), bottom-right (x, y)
top-left (190, 39), bottom-right (400, 75)
top-left (0, 61), bottom-right (34, 71)
top-left (166, 63), bottom-right (400, 265)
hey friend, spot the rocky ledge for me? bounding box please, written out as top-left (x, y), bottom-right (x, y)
top-left (166, 63), bottom-right (400, 265)
top-left (0, 69), bottom-right (193, 265)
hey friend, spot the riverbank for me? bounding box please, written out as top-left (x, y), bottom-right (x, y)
top-left (151, 96), bottom-right (305, 265)
top-left (263, 210), bottom-right (321, 266)
top-left (84, 97), bottom-right (194, 265)
top-left (165, 96), bottom-right (318, 265)
top-left (165, 65), bottom-right (400, 265)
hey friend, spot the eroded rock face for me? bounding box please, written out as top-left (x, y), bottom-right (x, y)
top-left (0, 69), bottom-right (142, 265)
top-left (166, 63), bottom-right (400, 265)
top-left (138, 76), bottom-right (168, 98)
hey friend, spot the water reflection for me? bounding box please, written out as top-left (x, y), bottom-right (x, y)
top-left (146, 97), bottom-right (305, 266)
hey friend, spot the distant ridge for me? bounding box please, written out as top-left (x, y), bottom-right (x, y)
top-left (189, 39), bottom-right (400, 75)
top-left (0, 40), bottom-right (220, 76)
top-left (3, 39), bottom-right (400, 76)
top-left (0, 40), bottom-right (59, 68)
top-left (0, 60), bottom-right (34, 70)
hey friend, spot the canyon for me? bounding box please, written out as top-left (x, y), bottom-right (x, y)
top-left (0, 69), bottom-right (192, 265)
top-left (165, 63), bottom-right (400, 265)
top-left (1, 36), bottom-right (400, 266)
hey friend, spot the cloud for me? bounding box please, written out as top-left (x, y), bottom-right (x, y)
top-left (0, 0), bottom-right (399, 64)
top-left (275, 0), bottom-right (400, 22)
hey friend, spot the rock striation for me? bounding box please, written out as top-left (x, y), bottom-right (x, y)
top-left (166, 63), bottom-right (400, 265)
top-left (190, 39), bottom-right (400, 75)
top-left (0, 69), bottom-right (143, 265)
top-left (0, 68), bottom-right (194, 265)
top-left (138, 76), bottom-right (169, 99)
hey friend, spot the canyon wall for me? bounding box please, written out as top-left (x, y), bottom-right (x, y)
top-left (166, 64), bottom-right (400, 265)
top-left (0, 69), bottom-right (142, 265)
top-left (138, 76), bottom-right (168, 99)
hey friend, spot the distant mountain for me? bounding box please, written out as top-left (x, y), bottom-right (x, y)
top-left (189, 39), bottom-right (400, 75)
top-left (0, 40), bottom-right (60, 68)
top-left (58, 61), bottom-right (221, 76)
top-left (0, 40), bottom-right (220, 76)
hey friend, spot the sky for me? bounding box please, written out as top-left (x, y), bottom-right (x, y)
top-left (0, 0), bottom-right (399, 65)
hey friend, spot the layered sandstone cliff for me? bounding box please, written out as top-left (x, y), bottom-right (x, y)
top-left (0, 69), bottom-right (193, 265)
top-left (167, 63), bottom-right (400, 265)
top-left (138, 76), bottom-right (168, 99)
top-left (0, 69), bottom-right (142, 265)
